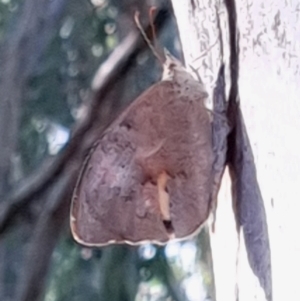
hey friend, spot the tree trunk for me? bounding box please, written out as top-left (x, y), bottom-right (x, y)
top-left (171, 1), bottom-right (300, 300)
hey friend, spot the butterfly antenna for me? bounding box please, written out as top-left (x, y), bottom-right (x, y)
top-left (149, 7), bottom-right (157, 49)
top-left (134, 11), bottom-right (164, 66)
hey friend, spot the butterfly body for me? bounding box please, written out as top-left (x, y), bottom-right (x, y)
top-left (71, 55), bottom-right (214, 246)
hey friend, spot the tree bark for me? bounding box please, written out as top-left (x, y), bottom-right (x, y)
top-left (169, 1), bottom-right (295, 300)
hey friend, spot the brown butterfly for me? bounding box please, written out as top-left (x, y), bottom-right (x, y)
top-left (70, 50), bottom-right (215, 246)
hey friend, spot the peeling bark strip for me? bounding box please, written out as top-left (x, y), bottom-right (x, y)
top-left (224, 0), bottom-right (273, 299)
top-left (227, 103), bottom-right (273, 301)
top-left (211, 65), bottom-right (229, 216)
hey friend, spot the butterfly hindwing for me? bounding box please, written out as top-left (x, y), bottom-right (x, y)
top-left (71, 79), bottom-right (213, 246)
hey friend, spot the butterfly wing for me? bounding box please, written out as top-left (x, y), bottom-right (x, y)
top-left (71, 80), bottom-right (213, 246)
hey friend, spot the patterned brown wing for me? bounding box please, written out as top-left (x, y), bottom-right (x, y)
top-left (71, 79), bottom-right (213, 246)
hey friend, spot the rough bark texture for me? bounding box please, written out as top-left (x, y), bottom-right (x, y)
top-left (171, 0), bottom-right (276, 300)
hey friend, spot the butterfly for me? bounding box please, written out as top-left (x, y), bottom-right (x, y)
top-left (70, 50), bottom-right (215, 246)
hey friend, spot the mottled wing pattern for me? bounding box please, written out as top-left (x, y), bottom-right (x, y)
top-left (71, 80), bottom-right (213, 246)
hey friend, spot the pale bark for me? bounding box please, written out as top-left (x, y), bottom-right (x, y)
top-left (170, 1), bottom-right (297, 301)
